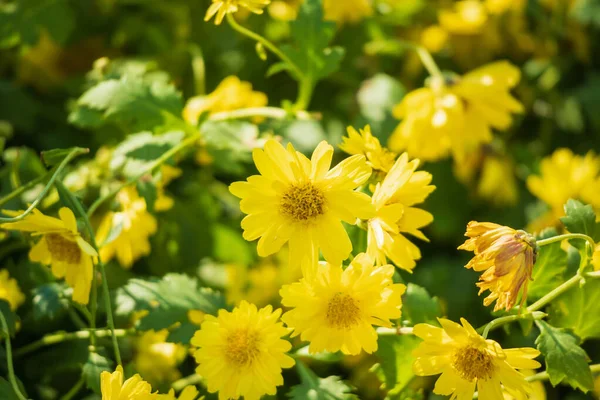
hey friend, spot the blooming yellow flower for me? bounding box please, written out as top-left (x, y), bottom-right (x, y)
top-left (0, 270), bottom-right (25, 311)
top-left (1, 208), bottom-right (97, 305)
top-left (280, 253), bottom-right (405, 355)
top-left (458, 222), bottom-right (537, 311)
top-left (339, 125), bottom-right (397, 174)
top-left (229, 139), bottom-right (373, 270)
top-left (527, 148), bottom-right (600, 218)
top-left (413, 318), bottom-right (541, 400)
top-left (367, 153), bottom-right (435, 271)
top-left (204, 0), bottom-right (271, 25)
top-left (134, 329), bottom-right (187, 385)
top-left (96, 187), bottom-right (157, 269)
top-left (191, 301), bottom-right (294, 400)
top-left (503, 370), bottom-right (546, 400)
top-left (183, 76), bottom-right (268, 125)
top-left (389, 61), bottom-right (523, 162)
top-left (158, 386), bottom-right (201, 400)
top-left (323, 0), bottom-right (372, 24)
top-left (101, 365), bottom-right (156, 399)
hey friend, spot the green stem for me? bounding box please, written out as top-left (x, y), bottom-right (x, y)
top-left (59, 376), bottom-right (85, 400)
top-left (226, 13), bottom-right (304, 81)
top-left (294, 78), bottom-right (314, 112)
top-left (0, 168), bottom-right (55, 208)
top-left (376, 326), bottom-right (414, 335)
top-left (414, 46), bottom-right (443, 80)
top-left (14, 328), bottom-right (136, 359)
top-left (209, 107), bottom-right (314, 121)
top-left (479, 311), bottom-right (547, 338)
top-left (536, 233), bottom-right (595, 248)
top-left (0, 312), bottom-right (28, 400)
top-left (0, 148), bottom-right (88, 223)
top-left (527, 364), bottom-right (600, 383)
top-left (171, 374), bottom-right (203, 392)
top-left (527, 273), bottom-right (583, 312)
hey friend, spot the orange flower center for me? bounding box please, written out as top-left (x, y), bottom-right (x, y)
top-left (280, 183), bottom-right (326, 221)
top-left (225, 329), bottom-right (261, 366)
top-left (452, 346), bottom-right (494, 381)
top-left (326, 293), bottom-right (361, 329)
top-left (45, 233), bottom-right (81, 264)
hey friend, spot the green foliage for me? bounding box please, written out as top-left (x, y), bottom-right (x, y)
top-left (528, 228), bottom-right (568, 301)
top-left (571, 0), bottom-right (600, 27)
top-left (202, 121), bottom-right (256, 175)
top-left (40, 147), bottom-right (86, 167)
top-left (560, 200), bottom-right (600, 243)
top-left (549, 278), bottom-right (600, 341)
top-left (82, 351), bottom-right (114, 394)
top-left (401, 283), bottom-right (442, 325)
top-left (375, 334), bottom-right (421, 396)
top-left (287, 362), bottom-right (357, 400)
top-left (0, 377), bottom-right (26, 400)
top-left (0, 300), bottom-right (17, 338)
top-left (535, 321), bottom-right (594, 392)
top-left (31, 283), bottom-right (69, 321)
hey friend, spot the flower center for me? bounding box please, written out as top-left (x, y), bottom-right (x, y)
top-left (452, 346), bottom-right (494, 381)
top-left (280, 183), bottom-right (326, 222)
top-left (326, 293), bottom-right (361, 329)
top-left (45, 233), bottom-right (81, 264)
top-left (224, 329), bottom-right (261, 367)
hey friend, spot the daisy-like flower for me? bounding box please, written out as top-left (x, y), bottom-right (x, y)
top-left (458, 221), bottom-right (537, 311)
top-left (367, 153), bottom-right (435, 271)
top-left (0, 270), bottom-right (25, 311)
top-left (413, 318), bottom-right (541, 400)
top-left (229, 139), bottom-right (373, 270)
top-left (339, 125), bottom-right (397, 174)
top-left (134, 329), bottom-right (187, 386)
top-left (191, 301), bottom-right (294, 400)
top-left (101, 365), bottom-right (156, 400)
top-left (205, 0), bottom-right (271, 25)
top-left (1, 208), bottom-right (97, 305)
top-left (96, 187), bottom-right (157, 269)
top-left (158, 386), bottom-right (201, 400)
top-left (323, 0), bottom-right (372, 24)
top-left (503, 370), bottom-right (546, 400)
top-left (280, 253), bottom-right (405, 355)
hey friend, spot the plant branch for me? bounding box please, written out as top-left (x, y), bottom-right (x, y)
top-left (0, 168), bottom-right (55, 208)
top-left (171, 374), bottom-right (203, 392)
top-left (414, 46), bottom-right (443, 80)
top-left (478, 311), bottom-right (547, 338)
top-left (536, 233), bottom-right (595, 248)
top-left (209, 107), bottom-right (315, 121)
top-left (376, 326), bottom-right (414, 335)
top-left (527, 273), bottom-right (584, 312)
top-left (0, 312), bottom-right (28, 400)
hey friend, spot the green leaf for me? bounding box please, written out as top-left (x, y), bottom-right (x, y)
top-left (167, 322), bottom-right (198, 344)
top-left (401, 283), bottom-right (441, 325)
top-left (549, 278), bottom-right (600, 341)
top-left (560, 199), bottom-right (599, 243)
top-left (14, 0), bottom-right (75, 45)
top-left (535, 320), bottom-right (594, 392)
top-left (0, 377), bottom-right (27, 400)
top-left (528, 228), bottom-right (568, 301)
top-left (0, 300), bottom-right (17, 338)
top-left (32, 283), bottom-right (69, 320)
top-left (375, 334), bottom-right (421, 395)
top-left (40, 147), bottom-right (86, 167)
top-left (202, 121), bottom-right (257, 175)
top-left (288, 361), bottom-right (357, 399)
top-left (136, 180), bottom-right (158, 213)
top-left (82, 351), bottom-right (114, 394)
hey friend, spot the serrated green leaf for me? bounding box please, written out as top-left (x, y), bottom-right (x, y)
top-left (82, 351), bottom-right (114, 394)
top-left (549, 278), bottom-right (600, 341)
top-left (560, 200), bottom-right (599, 244)
top-left (402, 283), bottom-right (442, 325)
top-left (528, 229), bottom-right (568, 301)
top-left (535, 320), bottom-right (594, 392)
top-left (288, 361), bottom-right (357, 399)
top-left (32, 283), bottom-right (68, 320)
top-left (375, 334), bottom-right (421, 395)
top-left (0, 300), bottom-right (17, 338)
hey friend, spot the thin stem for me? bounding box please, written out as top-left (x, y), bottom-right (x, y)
top-left (527, 364), bottom-right (600, 383)
top-left (0, 168), bottom-right (55, 208)
top-left (376, 326), bottom-right (414, 335)
top-left (0, 312), bottom-right (28, 400)
top-left (209, 107), bottom-right (314, 121)
top-left (59, 376), bottom-right (85, 400)
top-left (171, 374), bottom-right (202, 392)
top-left (479, 311), bottom-right (547, 338)
top-left (98, 262), bottom-right (121, 365)
top-left (414, 46), bottom-right (443, 80)
top-left (536, 233), bottom-right (595, 248)
top-left (527, 273), bottom-right (583, 312)
top-left (226, 13), bottom-right (304, 81)
top-left (294, 78), bottom-right (314, 112)
top-left (14, 329), bottom-right (136, 359)
top-left (0, 148), bottom-right (88, 223)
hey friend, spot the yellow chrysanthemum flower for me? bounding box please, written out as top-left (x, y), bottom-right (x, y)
top-left (183, 76), bottom-right (268, 125)
top-left (158, 386), bottom-right (202, 400)
top-left (96, 187), bottom-right (157, 269)
top-left (1, 208), bottom-right (97, 305)
top-left (0, 270), bottom-right (26, 311)
top-left (458, 222), bottom-right (537, 311)
top-left (204, 0), bottom-right (271, 25)
top-left (439, 0), bottom-right (488, 35)
top-left (134, 329), bottom-right (187, 385)
top-left (503, 370), bottom-right (546, 400)
top-left (413, 318), bottom-right (541, 400)
top-left (323, 0), bottom-right (372, 24)
top-left (101, 365), bottom-right (156, 399)
top-left (367, 153), bottom-right (435, 271)
top-left (191, 301), bottom-right (294, 400)
top-left (229, 139), bottom-right (373, 270)
top-left (339, 125), bottom-right (397, 174)
top-left (389, 61), bottom-right (523, 162)
top-left (280, 253), bottom-right (405, 355)
top-left (527, 148), bottom-right (600, 219)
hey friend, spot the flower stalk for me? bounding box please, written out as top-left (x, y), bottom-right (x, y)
top-left (0, 312), bottom-right (28, 400)
top-left (479, 311), bottom-right (547, 338)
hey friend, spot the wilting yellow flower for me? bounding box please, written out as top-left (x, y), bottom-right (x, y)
top-left (158, 386), bottom-right (201, 400)
top-left (527, 148), bottom-right (600, 218)
top-left (323, 0), bottom-right (372, 24)
top-left (340, 125), bottom-right (397, 174)
top-left (413, 318), bottom-right (541, 400)
top-left (183, 76), bottom-right (268, 125)
top-left (439, 0), bottom-right (488, 35)
top-left (390, 61), bottom-right (523, 162)
top-left (134, 329), bottom-right (187, 385)
top-left (367, 153), bottom-right (435, 271)
top-left (280, 253), bottom-right (405, 355)
top-left (0, 270), bottom-right (25, 311)
top-left (229, 139), bottom-right (373, 270)
top-left (1, 208), bottom-right (97, 305)
top-left (101, 365), bottom-right (156, 399)
top-left (421, 25), bottom-right (449, 53)
top-left (96, 187), bottom-right (157, 269)
top-left (503, 370), bottom-right (546, 400)
top-left (459, 222), bottom-right (537, 311)
top-left (191, 301), bottom-right (294, 400)
top-left (204, 0), bottom-right (271, 25)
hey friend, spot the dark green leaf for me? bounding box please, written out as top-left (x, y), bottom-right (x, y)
top-left (202, 121), bottom-right (257, 174)
top-left (288, 361), bottom-right (357, 399)
top-left (167, 322), bottom-right (198, 344)
top-left (375, 334), bottom-right (421, 395)
top-left (560, 200), bottom-right (599, 243)
top-left (40, 147), bottom-right (86, 167)
top-left (82, 351), bottom-right (114, 394)
top-left (32, 283), bottom-right (68, 320)
top-left (0, 300), bottom-right (17, 338)
top-left (528, 228), bottom-right (568, 301)
top-left (401, 283), bottom-right (441, 325)
top-left (13, 0), bottom-right (75, 45)
top-left (549, 278), bottom-right (600, 341)
top-left (0, 377), bottom-right (27, 400)
top-left (136, 180), bottom-right (158, 213)
top-left (535, 320), bottom-right (593, 392)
